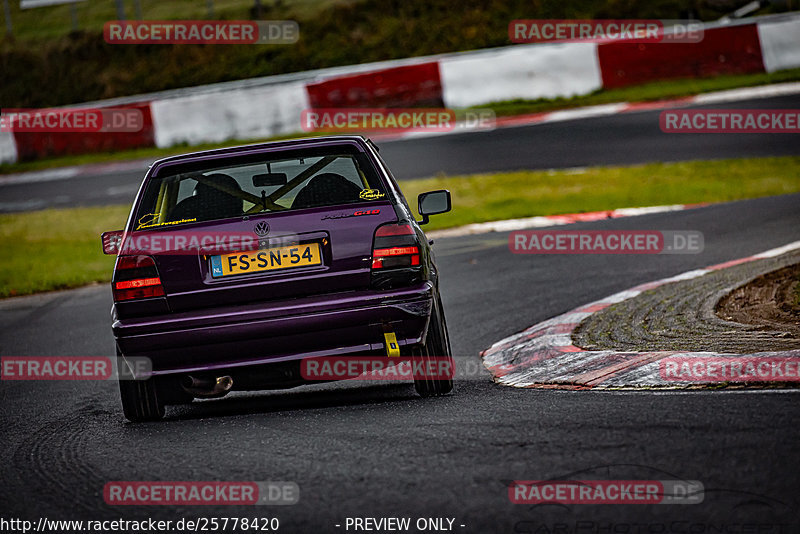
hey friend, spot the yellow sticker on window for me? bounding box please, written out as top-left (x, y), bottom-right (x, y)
top-left (359, 189), bottom-right (385, 201)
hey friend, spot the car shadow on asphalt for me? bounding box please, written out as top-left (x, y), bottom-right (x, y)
top-left (159, 382), bottom-right (424, 422)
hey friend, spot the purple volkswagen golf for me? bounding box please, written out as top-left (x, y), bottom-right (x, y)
top-left (104, 135), bottom-right (454, 421)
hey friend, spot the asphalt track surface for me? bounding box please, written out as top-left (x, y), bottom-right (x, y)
top-left (0, 94), bottom-right (798, 213)
top-left (2, 193), bottom-right (800, 531)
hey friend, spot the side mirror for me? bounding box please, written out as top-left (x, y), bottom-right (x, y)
top-left (253, 173), bottom-right (288, 187)
top-left (101, 230), bottom-right (124, 255)
top-left (417, 190), bottom-right (451, 225)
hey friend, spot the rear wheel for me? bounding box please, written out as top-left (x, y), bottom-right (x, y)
top-left (117, 348), bottom-right (165, 422)
top-left (414, 295), bottom-right (454, 397)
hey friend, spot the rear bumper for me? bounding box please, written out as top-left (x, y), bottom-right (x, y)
top-left (112, 282), bottom-right (433, 376)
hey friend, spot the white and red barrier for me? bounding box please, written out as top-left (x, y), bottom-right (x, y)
top-left (597, 23), bottom-right (765, 88)
top-left (439, 42), bottom-right (601, 108)
top-left (2, 13), bottom-right (798, 164)
top-left (306, 62), bottom-right (443, 108)
top-left (757, 17), bottom-right (800, 72)
top-left (7, 103), bottom-right (155, 162)
top-left (150, 81), bottom-right (309, 147)
top-left (0, 131), bottom-right (17, 164)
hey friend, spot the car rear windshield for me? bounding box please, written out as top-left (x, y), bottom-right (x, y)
top-left (133, 147), bottom-right (388, 230)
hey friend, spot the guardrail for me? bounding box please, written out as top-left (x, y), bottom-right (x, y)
top-left (1, 13), bottom-right (798, 164)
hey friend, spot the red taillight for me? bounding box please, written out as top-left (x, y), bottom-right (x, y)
top-left (115, 278), bottom-right (161, 290)
top-left (113, 281), bottom-right (165, 301)
top-left (372, 223), bottom-right (421, 270)
top-left (374, 246), bottom-right (419, 257)
top-left (112, 255), bottom-right (165, 302)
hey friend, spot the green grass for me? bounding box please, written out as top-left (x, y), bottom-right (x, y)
top-left (1, 0), bottom-right (352, 43)
top-left (401, 156), bottom-right (800, 230)
top-left (1, 156), bottom-right (798, 298)
top-left (3, 70), bottom-right (800, 175)
top-left (0, 205), bottom-right (129, 298)
top-left (483, 68), bottom-right (800, 117)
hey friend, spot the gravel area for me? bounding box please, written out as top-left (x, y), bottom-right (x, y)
top-left (573, 251), bottom-right (800, 354)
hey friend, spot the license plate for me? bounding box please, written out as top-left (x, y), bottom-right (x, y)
top-left (210, 243), bottom-right (321, 277)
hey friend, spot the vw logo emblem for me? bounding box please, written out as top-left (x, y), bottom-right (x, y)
top-left (254, 221), bottom-right (270, 237)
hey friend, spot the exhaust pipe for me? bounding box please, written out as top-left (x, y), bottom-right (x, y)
top-left (181, 375), bottom-right (233, 398)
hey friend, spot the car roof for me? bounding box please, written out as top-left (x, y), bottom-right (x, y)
top-left (149, 135), bottom-right (372, 172)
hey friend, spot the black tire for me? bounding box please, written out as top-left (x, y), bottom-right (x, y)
top-left (414, 295), bottom-right (454, 397)
top-left (117, 349), bottom-right (165, 422)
